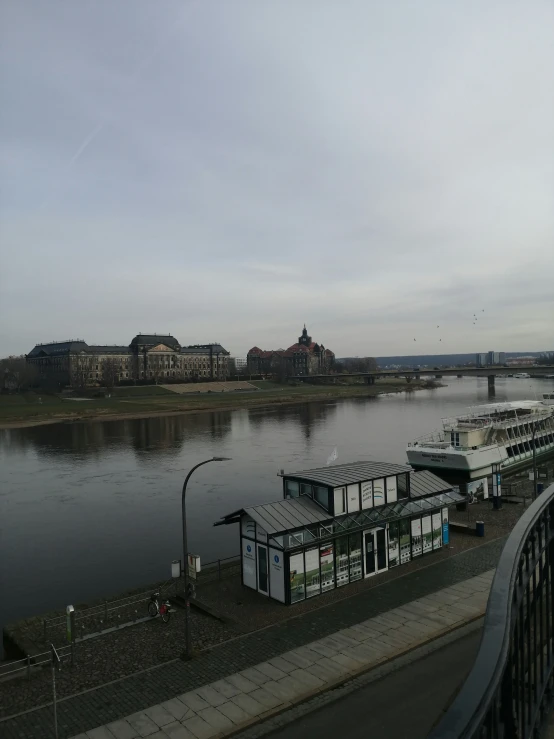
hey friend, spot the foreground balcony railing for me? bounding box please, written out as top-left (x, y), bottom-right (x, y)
top-left (429, 482), bottom-right (554, 739)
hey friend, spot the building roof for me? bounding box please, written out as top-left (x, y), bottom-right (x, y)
top-left (216, 496), bottom-right (333, 536)
top-left (215, 485), bottom-right (463, 546)
top-left (88, 345), bottom-right (132, 355)
top-left (282, 461), bottom-right (412, 487)
top-left (130, 334), bottom-right (180, 348)
top-left (27, 341), bottom-right (89, 357)
top-left (246, 497), bottom-right (331, 535)
top-left (181, 344), bottom-right (229, 355)
top-left (409, 470), bottom-right (454, 498)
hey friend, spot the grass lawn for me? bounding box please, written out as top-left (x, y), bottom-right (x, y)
top-left (0, 378), bottom-right (430, 427)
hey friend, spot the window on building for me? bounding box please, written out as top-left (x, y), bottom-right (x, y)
top-left (300, 484), bottom-right (312, 497)
top-left (305, 547), bottom-right (320, 598)
top-left (388, 521), bottom-right (399, 567)
top-left (286, 481), bottom-right (299, 499)
top-left (313, 486), bottom-right (329, 511)
top-left (320, 543), bottom-right (334, 591)
top-left (397, 474), bottom-right (409, 498)
top-left (289, 552), bottom-right (305, 603)
top-left (334, 487), bottom-right (346, 514)
top-left (399, 519), bottom-right (411, 563)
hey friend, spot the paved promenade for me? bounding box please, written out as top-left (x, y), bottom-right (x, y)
top-left (1, 537), bottom-right (504, 739)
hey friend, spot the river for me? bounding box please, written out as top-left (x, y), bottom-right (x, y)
top-left (1, 377), bottom-right (552, 630)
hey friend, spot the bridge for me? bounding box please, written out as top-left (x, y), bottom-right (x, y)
top-left (290, 365), bottom-right (554, 390)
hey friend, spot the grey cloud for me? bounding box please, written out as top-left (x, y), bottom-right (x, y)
top-left (1, 0), bottom-right (553, 357)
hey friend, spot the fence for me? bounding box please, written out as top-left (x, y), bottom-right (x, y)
top-left (42, 554), bottom-right (241, 642)
top-left (429, 481), bottom-right (554, 738)
top-left (0, 643), bottom-right (72, 681)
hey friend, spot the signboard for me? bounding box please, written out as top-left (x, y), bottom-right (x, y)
top-left (442, 507), bottom-right (449, 545)
top-left (242, 539), bottom-right (256, 589)
top-left (361, 481), bottom-right (373, 509)
top-left (491, 472), bottom-right (502, 497)
top-left (411, 518), bottom-right (422, 557)
top-left (373, 479), bottom-right (385, 507)
top-left (269, 548), bottom-right (285, 602)
top-left (422, 516), bottom-right (432, 553)
top-left (467, 478), bottom-right (488, 501)
top-left (187, 554), bottom-right (200, 581)
top-left (386, 476), bottom-right (398, 503)
top-left (347, 484), bottom-right (360, 512)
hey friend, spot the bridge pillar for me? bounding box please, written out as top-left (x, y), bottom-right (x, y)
top-left (435, 374), bottom-right (443, 379)
top-left (364, 375), bottom-right (375, 385)
top-left (488, 375), bottom-right (495, 389)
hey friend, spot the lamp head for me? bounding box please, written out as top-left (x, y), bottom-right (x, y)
top-left (212, 456), bottom-right (232, 461)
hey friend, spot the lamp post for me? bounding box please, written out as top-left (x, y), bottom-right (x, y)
top-left (532, 422), bottom-right (538, 499)
top-left (181, 456), bottom-right (231, 660)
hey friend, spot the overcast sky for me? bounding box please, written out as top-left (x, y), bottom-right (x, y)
top-left (1, 0), bottom-right (553, 358)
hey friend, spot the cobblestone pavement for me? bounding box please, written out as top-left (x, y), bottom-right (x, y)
top-left (70, 571), bottom-right (494, 739)
top-left (0, 537), bottom-right (505, 739)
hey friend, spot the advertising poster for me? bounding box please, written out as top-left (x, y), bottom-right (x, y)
top-left (432, 512), bottom-right (442, 549)
top-left (399, 520), bottom-right (411, 563)
top-left (386, 476), bottom-right (398, 503)
top-left (373, 479), bottom-right (385, 507)
top-left (411, 518), bottom-right (422, 556)
top-left (289, 552), bottom-right (305, 603)
top-left (467, 478), bottom-right (488, 501)
top-left (242, 539), bottom-right (256, 589)
top-left (388, 524), bottom-right (399, 567)
top-left (422, 516), bottom-right (432, 553)
top-left (361, 481), bottom-right (373, 509)
top-left (442, 507), bottom-right (449, 545)
top-left (305, 547), bottom-right (320, 598)
top-left (320, 543), bottom-right (335, 591)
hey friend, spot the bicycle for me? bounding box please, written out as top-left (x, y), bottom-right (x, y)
top-left (148, 591), bottom-right (174, 623)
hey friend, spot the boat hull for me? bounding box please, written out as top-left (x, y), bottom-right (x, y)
top-left (407, 443), bottom-right (554, 480)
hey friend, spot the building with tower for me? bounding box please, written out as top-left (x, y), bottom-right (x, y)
top-left (247, 326), bottom-right (335, 376)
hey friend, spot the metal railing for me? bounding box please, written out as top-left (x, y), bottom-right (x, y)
top-left (429, 482), bottom-right (554, 739)
top-left (42, 554), bottom-right (241, 640)
top-left (0, 644), bottom-right (72, 681)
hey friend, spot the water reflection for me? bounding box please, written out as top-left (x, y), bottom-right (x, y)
top-left (1, 377), bottom-right (552, 627)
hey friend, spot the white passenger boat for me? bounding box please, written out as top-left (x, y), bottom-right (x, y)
top-left (406, 396), bottom-right (554, 479)
top-left (513, 372), bottom-right (531, 378)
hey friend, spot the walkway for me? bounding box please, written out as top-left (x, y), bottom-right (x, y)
top-left (0, 538), bottom-right (504, 739)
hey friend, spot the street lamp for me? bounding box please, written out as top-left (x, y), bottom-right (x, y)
top-left (532, 422), bottom-right (538, 500)
top-left (181, 456), bottom-right (231, 660)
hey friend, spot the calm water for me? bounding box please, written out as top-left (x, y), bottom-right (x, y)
top-left (1, 377), bottom-right (552, 628)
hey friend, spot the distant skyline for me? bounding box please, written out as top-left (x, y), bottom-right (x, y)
top-left (1, 1), bottom-right (553, 358)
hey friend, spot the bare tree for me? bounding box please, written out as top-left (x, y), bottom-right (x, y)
top-left (71, 356), bottom-right (93, 390)
top-left (0, 355), bottom-right (39, 391)
top-left (341, 357), bottom-right (378, 373)
top-left (102, 357), bottom-right (120, 391)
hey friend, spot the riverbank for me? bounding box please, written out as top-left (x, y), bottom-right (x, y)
top-left (0, 378), bottom-right (440, 429)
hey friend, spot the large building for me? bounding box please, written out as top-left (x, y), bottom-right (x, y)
top-left (26, 334), bottom-right (230, 387)
top-left (247, 326), bottom-right (335, 376)
top-left (476, 351), bottom-right (506, 367)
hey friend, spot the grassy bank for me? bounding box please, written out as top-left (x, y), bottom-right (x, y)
top-left (0, 378), bottom-right (439, 429)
